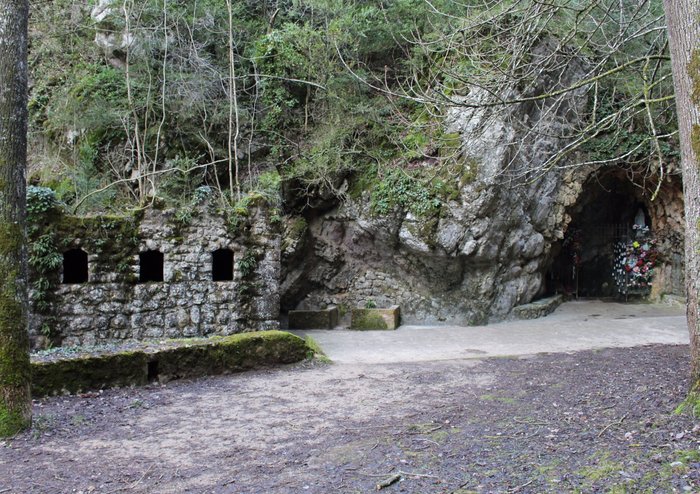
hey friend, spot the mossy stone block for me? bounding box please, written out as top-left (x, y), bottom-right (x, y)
top-left (31, 331), bottom-right (310, 396)
top-left (511, 295), bottom-right (563, 320)
top-left (350, 306), bottom-right (400, 330)
top-left (288, 306), bottom-right (339, 330)
top-left (31, 352), bottom-right (149, 397)
top-left (155, 331), bottom-right (310, 382)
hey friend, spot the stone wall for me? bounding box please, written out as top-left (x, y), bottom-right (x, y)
top-left (29, 204), bottom-right (280, 348)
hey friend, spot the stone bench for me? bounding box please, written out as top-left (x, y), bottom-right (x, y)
top-left (350, 306), bottom-right (400, 330)
top-left (288, 306), bottom-right (339, 330)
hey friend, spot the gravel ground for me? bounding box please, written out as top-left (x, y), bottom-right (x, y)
top-left (2, 344), bottom-right (699, 493)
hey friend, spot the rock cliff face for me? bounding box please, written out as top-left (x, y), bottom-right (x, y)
top-left (281, 69), bottom-right (685, 324)
top-left (281, 153), bottom-right (579, 325)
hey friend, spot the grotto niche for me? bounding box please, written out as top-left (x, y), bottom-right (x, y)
top-left (546, 170), bottom-right (685, 300)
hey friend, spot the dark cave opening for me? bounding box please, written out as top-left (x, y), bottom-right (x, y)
top-left (546, 174), bottom-right (651, 298)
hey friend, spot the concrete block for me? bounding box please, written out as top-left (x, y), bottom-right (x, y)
top-left (288, 306), bottom-right (339, 330)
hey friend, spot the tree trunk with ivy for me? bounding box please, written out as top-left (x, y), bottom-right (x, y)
top-left (663, 0), bottom-right (700, 390)
top-left (0, 0), bottom-right (31, 436)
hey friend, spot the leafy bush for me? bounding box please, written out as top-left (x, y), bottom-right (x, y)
top-left (26, 0), bottom-right (675, 214)
top-left (27, 186), bottom-right (60, 220)
top-left (371, 169), bottom-right (441, 217)
top-left (238, 250), bottom-right (259, 278)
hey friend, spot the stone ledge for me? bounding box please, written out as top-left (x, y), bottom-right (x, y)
top-left (31, 331), bottom-right (310, 396)
top-left (350, 306), bottom-right (401, 330)
top-left (511, 295), bottom-right (563, 320)
top-left (288, 306), bottom-right (339, 330)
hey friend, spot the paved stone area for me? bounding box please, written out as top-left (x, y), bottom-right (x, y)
top-left (294, 300), bottom-right (689, 364)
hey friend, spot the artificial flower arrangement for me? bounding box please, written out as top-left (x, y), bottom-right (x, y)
top-left (613, 225), bottom-right (659, 295)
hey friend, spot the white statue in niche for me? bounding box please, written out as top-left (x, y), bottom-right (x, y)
top-left (634, 208), bottom-right (647, 228)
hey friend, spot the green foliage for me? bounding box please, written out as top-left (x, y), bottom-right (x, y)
top-left (26, 0), bottom-right (676, 213)
top-left (28, 235), bottom-right (62, 276)
top-left (254, 170), bottom-right (282, 206)
top-left (674, 390), bottom-right (700, 417)
top-left (27, 0), bottom-right (453, 211)
top-left (27, 233), bottom-right (62, 341)
top-left (238, 250), bottom-right (259, 278)
top-left (371, 169), bottom-right (442, 217)
top-left (170, 186), bottom-right (214, 233)
top-left (26, 186), bottom-right (60, 221)
top-left (160, 157), bottom-right (208, 206)
top-left (0, 406), bottom-right (31, 438)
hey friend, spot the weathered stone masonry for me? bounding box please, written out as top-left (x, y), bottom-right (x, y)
top-left (29, 206), bottom-right (280, 349)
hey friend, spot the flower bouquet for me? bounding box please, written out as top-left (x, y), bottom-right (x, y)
top-left (613, 225), bottom-right (659, 296)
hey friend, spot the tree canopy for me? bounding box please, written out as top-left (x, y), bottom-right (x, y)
top-left (27, 0), bottom-right (676, 214)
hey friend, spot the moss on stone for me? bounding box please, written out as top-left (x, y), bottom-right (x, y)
top-left (31, 331), bottom-right (310, 396)
top-left (281, 216), bottom-right (308, 254)
top-left (27, 207), bottom-right (143, 343)
top-left (31, 352), bottom-right (149, 396)
top-left (415, 214), bottom-right (440, 249)
top-left (56, 213), bottom-right (141, 277)
top-left (289, 217), bottom-right (308, 237)
top-left (350, 307), bottom-right (400, 330)
top-left (351, 312), bottom-right (388, 330)
top-left (303, 335), bottom-right (330, 362)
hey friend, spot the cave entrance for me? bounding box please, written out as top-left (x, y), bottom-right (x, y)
top-left (547, 173), bottom-right (651, 298)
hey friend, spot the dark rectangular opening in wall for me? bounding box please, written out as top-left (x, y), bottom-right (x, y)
top-left (63, 248), bottom-right (88, 283)
top-left (147, 360), bottom-right (159, 382)
top-left (139, 250), bottom-right (164, 282)
top-left (212, 248), bottom-right (234, 281)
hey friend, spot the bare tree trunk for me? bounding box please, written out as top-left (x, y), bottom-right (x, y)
top-left (0, 0), bottom-right (31, 436)
top-left (226, 0), bottom-right (241, 202)
top-left (663, 0), bottom-right (700, 388)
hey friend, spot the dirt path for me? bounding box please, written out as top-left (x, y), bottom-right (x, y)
top-left (2, 344), bottom-right (699, 493)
